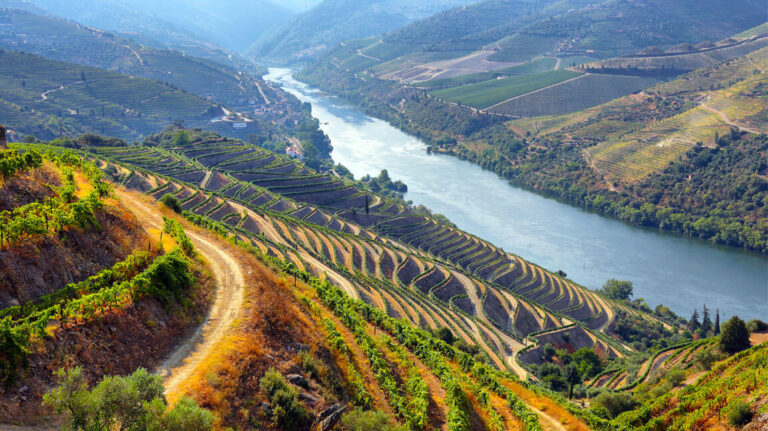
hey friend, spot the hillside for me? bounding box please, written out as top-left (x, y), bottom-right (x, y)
top-left (0, 148), bottom-right (215, 422)
top-left (0, 8), bottom-right (271, 111)
top-left (296, 19), bottom-right (768, 253)
top-left (0, 0), bottom-right (247, 68)
top-left (0, 141), bottom-right (610, 430)
top-left (13, 0), bottom-right (297, 54)
top-left (2, 130), bottom-right (761, 430)
top-left (0, 50), bottom-right (256, 142)
top-left (247, 0), bottom-right (475, 65)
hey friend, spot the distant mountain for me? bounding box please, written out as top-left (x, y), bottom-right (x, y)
top-left (384, 0), bottom-right (767, 60)
top-left (247, 0), bottom-right (477, 65)
top-left (9, 0), bottom-right (295, 54)
top-left (0, 8), bottom-right (269, 111)
top-left (0, 50), bottom-right (228, 142)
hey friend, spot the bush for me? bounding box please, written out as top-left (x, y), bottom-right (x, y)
top-left (591, 392), bottom-right (639, 419)
top-left (259, 368), bottom-right (310, 430)
top-left (43, 367), bottom-right (212, 430)
top-left (693, 349), bottom-right (718, 371)
top-left (160, 194), bottom-right (183, 213)
top-left (746, 319), bottom-right (768, 333)
top-left (664, 368), bottom-right (686, 387)
top-left (341, 408), bottom-right (399, 431)
top-left (728, 401), bottom-right (753, 427)
top-left (720, 316), bottom-right (751, 355)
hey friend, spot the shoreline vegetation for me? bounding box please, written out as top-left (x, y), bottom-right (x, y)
top-left (292, 65), bottom-right (768, 255)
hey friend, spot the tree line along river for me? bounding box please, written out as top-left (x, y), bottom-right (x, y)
top-left (266, 68), bottom-right (767, 322)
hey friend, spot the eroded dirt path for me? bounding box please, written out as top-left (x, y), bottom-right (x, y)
top-left (115, 189), bottom-right (246, 401)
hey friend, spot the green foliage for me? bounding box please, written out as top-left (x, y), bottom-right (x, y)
top-left (600, 279), bottom-right (634, 301)
top-left (341, 408), bottom-right (399, 431)
top-left (162, 217), bottom-right (196, 257)
top-left (746, 319), bottom-right (768, 333)
top-left (182, 211), bottom-right (231, 238)
top-left (160, 193), bottom-right (183, 213)
top-left (259, 368), bottom-right (310, 430)
top-left (728, 401), bottom-right (753, 427)
top-left (592, 392), bottom-right (639, 419)
top-left (693, 349), bottom-right (718, 371)
top-left (720, 316), bottom-right (751, 354)
top-left (0, 149), bottom-right (43, 179)
top-left (572, 348), bottom-right (603, 379)
top-left (43, 367), bottom-right (212, 431)
top-left (0, 249), bottom-right (191, 385)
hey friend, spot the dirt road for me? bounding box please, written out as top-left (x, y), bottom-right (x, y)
top-left (700, 102), bottom-right (764, 135)
top-left (115, 189), bottom-right (246, 401)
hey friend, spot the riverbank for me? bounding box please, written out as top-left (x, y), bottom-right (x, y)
top-left (265, 68), bottom-right (767, 321)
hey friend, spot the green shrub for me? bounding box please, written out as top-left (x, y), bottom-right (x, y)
top-left (43, 367), bottom-right (212, 430)
top-left (259, 368), bottom-right (310, 430)
top-left (720, 316), bottom-right (751, 355)
top-left (663, 369), bottom-right (686, 388)
top-left (160, 193), bottom-right (183, 213)
top-left (728, 401), bottom-right (753, 427)
top-left (746, 319), bottom-right (768, 333)
top-left (591, 392), bottom-right (639, 418)
top-left (341, 408), bottom-right (399, 431)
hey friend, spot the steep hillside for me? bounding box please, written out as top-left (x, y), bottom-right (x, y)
top-left (615, 341), bottom-right (768, 430)
top-left (0, 148), bottom-right (214, 422)
top-left (0, 50), bottom-right (219, 142)
top-left (247, 0), bottom-right (475, 65)
top-left (0, 8), bottom-right (271, 111)
top-left (0, 143), bottom-right (612, 430)
top-left (79, 128), bottom-right (688, 370)
top-left (296, 24), bottom-right (768, 253)
top-left (0, 0), bottom-right (243, 68)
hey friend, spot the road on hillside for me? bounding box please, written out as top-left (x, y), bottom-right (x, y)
top-left (0, 189), bottom-right (247, 429)
top-left (114, 189), bottom-right (246, 401)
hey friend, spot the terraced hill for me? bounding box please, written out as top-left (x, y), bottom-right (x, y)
top-left (0, 147), bottom-right (216, 421)
top-left (0, 50), bottom-right (273, 142)
top-left (0, 8), bottom-right (273, 111)
top-left (70, 130), bottom-right (679, 369)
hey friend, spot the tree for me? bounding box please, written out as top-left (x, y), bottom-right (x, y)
top-left (160, 194), bottom-right (183, 213)
top-left (572, 348), bottom-right (602, 378)
top-left (43, 367), bottom-right (213, 431)
top-left (688, 309), bottom-right (700, 332)
top-left (719, 316), bottom-right (751, 354)
top-left (592, 392), bottom-right (639, 419)
top-left (700, 305), bottom-right (712, 336)
top-left (600, 279), bottom-right (633, 300)
top-left (563, 363), bottom-right (581, 399)
top-left (714, 309), bottom-right (720, 335)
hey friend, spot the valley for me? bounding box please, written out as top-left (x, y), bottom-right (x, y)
top-left (267, 68), bottom-right (767, 322)
top-left (0, 0), bottom-right (766, 430)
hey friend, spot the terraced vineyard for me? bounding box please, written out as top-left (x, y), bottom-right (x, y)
top-left (585, 47), bottom-right (768, 183)
top-left (76, 133), bottom-right (673, 376)
top-left (430, 70), bottom-right (583, 110)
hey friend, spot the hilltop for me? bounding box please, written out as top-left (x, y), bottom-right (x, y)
top-left (247, 0), bottom-right (476, 65)
top-left (0, 8), bottom-right (271, 111)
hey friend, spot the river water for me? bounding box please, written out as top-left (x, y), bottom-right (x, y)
top-left (266, 68), bottom-right (767, 322)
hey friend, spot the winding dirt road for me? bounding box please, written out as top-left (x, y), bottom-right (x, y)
top-left (115, 189), bottom-right (246, 400)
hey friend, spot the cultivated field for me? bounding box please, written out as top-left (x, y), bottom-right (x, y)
top-left (430, 70), bottom-right (582, 110)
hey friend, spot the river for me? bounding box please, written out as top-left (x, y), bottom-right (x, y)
top-left (265, 68), bottom-right (767, 322)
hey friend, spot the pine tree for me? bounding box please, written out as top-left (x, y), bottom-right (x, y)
top-left (689, 309), bottom-right (700, 332)
top-left (714, 309), bottom-right (721, 335)
top-left (701, 305), bottom-right (712, 336)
